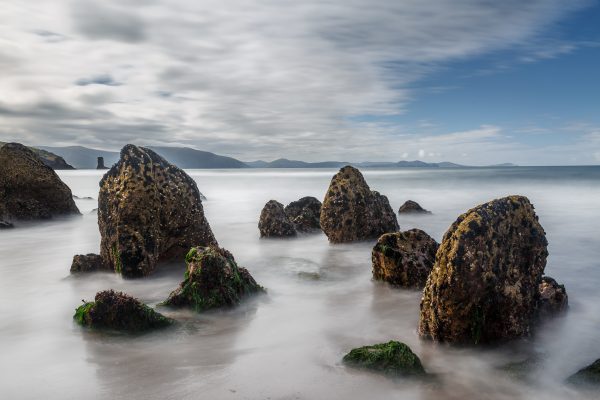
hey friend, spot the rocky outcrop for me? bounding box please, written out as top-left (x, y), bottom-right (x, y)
top-left (419, 196), bottom-right (549, 345)
top-left (537, 276), bottom-right (568, 318)
top-left (258, 200), bottom-right (296, 237)
top-left (343, 341), bottom-right (426, 377)
top-left (97, 145), bottom-right (217, 278)
top-left (74, 290), bottom-right (172, 332)
top-left (284, 196), bottom-right (322, 232)
top-left (568, 359), bottom-right (600, 386)
top-left (70, 254), bottom-right (110, 273)
top-left (320, 166), bottom-right (398, 243)
top-left (96, 156), bottom-right (107, 169)
top-left (398, 200), bottom-right (431, 214)
top-left (0, 143), bottom-right (79, 222)
top-left (372, 229), bottom-right (438, 288)
top-left (163, 246), bottom-right (263, 311)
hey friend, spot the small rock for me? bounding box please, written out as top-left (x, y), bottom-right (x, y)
top-left (343, 341), bottom-right (426, 377)
top-left (398, 200), bottom-right (431, 214)
top-left (537, 276), bottom-right (568, 318)
top-left (0, 220), bottom-right (14, 229)
top-left (567, 359), bottom-right (600, 386)
top-left (285, 196), bottom-right (322, 232)
top-left (372, 229), bottom-right (439, 288)
top-left (259, 200), bottom-right (297, 237)
top-left (73, 290), bottom-right (172, 332)
top-left (70, 254), bottom-right (110, 273)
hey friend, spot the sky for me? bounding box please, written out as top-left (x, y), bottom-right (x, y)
top-left (1, 0), bottom-right (599, 165)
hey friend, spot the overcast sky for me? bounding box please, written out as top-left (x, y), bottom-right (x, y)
top-left (1, 0), bottom-right (599, 165)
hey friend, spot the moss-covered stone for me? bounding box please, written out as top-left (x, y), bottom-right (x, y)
top-left (73, 290), bottom-right (172, 332)
top-left (343, 341), bottom-right (426, 377)
top-left (163, 246), bottom-right (264, 312)
top-left (567, 359), bottom-right (600, 386)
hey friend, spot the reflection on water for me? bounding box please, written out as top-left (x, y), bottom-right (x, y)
top-left (0, 167), bottom-right (599, 399)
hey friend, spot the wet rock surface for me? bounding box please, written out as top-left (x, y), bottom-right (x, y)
top-left (0, 143), bottom-right (80, 222)
top-left (419, 195), bottom-right (549, 344)
top-left (398, 200), bottom-right (431, 214)
top-left (163, 246), bottom-right (264, 312)
top-left (372, 229), bottom-right (439, 288)
top-left (258, 200), bottom-right (297, 237)
top-left (74, 290), bottom-right (172, 332)
top-left (98, 144), bottom-right (217, 278)
top-left (320, 166), bottom-right (398, 243)
top-left (567, 359), bottom-right (600, 386)
top-left (70, 254), bottom-right (110, 273)
top-left (284, 196), bottom-right (322, 232)
top-left (537, 276), bottom-right (568, 318)
top-left (343, 341), bottom-right (426, 377)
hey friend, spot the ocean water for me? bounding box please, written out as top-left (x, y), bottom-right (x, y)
top-left (0, 167), bottom-right (599, 400)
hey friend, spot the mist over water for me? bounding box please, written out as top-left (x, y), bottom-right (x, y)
top-left (1, 167), bottom-right (599, 399)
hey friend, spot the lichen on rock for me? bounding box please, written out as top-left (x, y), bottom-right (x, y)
top-left (320, 166), bottom-right (398, 243)
top-left (284, 196), bottom-right (322, 232)
top-left (73, 290), bottom-right (172, 332)
top-left (343, 341), bottom-right (426, 377)
top-left (372, 229), bottom-right (438, 288)
top-left (258, 200), bottom-right (297, 237)
top-left (163, 246), bottom-right (264, 312)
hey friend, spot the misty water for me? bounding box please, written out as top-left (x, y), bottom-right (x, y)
top-left (1, 167), bottom-right (599, 399)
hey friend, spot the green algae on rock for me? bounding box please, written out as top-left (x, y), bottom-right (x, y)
top-left (74, 290), bottom-right (172, 332)
top-left (163, 246), bottom-right (264, 312)
top-left (343, 341), bottom-right (426, 377)
top-left (419, 195), bottom-right (550, 345)
top-left (567, 359), bottom-right (600, 386)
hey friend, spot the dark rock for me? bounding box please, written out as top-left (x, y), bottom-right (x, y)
top-left (163, 246), bottom-right (264, 312)
top-left (96, 156), bottom-right (107, 170)
top-left (70, 254), bottom-right (110, 273)
top-left (73, 290), bottom-right (172, 332)
top-left (258, 200), bottom-right (296, 237)
top-left (285, 196), bottom-right (322, 232)
top-left (343, 341), bottom-right (426, 377)
top-left (372, 229), bottom-right (438, 288)
top-left (72, 195), bottom-right (93, 200)
top-left (567, 359), bottom-right (600, 386)
top-left (320, 166), bottom-right (399, 243)
top-left (419, 195), bottom-right (549, 344)
top-left (0, 143), bottom-right (80, 222)
top-left (537, 276), bottom-right (568, 318)
top-left (97, 145), bottom-right (217, 278)
top-left (398, 200), bottom-right (431, 214)
top-left (0, 220), bottom-right (14, 229)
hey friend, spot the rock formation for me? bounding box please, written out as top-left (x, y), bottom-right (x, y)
top-left (96, 156), bottom-right (107, 169)
top-left (343, 341), bottom-right (426, 377)
top-left (568, 359), bottom-right (600, 386)
top-left (258, 200), bottom-right (297, 237)
top-left (372, 229), bottom-right (438, 288)
top-left (70, 254), bottom-right (109, 273)
top-left (419, 195), bottom-right (550, 344)
top-left (0, 142), bottom-right (80, 222)
top-left (320, 166), bottom-right (398, 243)
top-left (537, 276), bottom-right (568, 318)
top-left (163, 246), bottom-right (263, 311)
top-left (398, 200), bottom-right (431, 214)
top-left (74, 290), bottom-right (172, 332)
top-left (93, 144), bottom-right (216, 278)
top-left (284, 196), bottom-right (322, 232)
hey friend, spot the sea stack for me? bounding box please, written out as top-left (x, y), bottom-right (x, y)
top-left (0, 142), bottom-right (80, 222)
top-left (419, 196), bottom-right (554, 344)
top-left (320, 166), bottom-right (398, 243)
top-left (96, 156), bottom-right (107, 170)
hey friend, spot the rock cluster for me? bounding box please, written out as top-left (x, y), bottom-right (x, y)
top-left (419, 196), bottom-right (551, 344)
top-left (0, 142), bottom-right (79, 222)
top-left (74, 290), bottom-right (172, 332)
top-left (163, 246), bottom-right (263, 311)
top-left (258, 200), bottom-right (297, 237)
top-left (284, 196), bottom-right (322, 232)
top-left (343, 341), bottom-right (426, 377)
top-left (320, 166), bottom-right (398, 243)
top-left (372, 229), bottom-right (438, 288)
top-left (398, 200), bottom-right (431, 214)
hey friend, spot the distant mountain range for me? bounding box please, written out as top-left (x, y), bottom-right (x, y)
top-left (23, 144), bottom-right (516, 169)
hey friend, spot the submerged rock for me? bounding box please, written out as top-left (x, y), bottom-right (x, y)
top-left (97, 145), bottom-right (217, 278)
top-left (343, 341), bottom-right (426, 377)
top-left (74, 290), bottom-right (172, 332)
top-left (419, 195), bottom-right (549, 344)
top-left (567, 359), bottom-right (600, 386)
top-left (70, 254), bottom-right (110, 273)
top-left (258, 200), bottom-right (297, 237)
top-left (0, 143), bottom-right (80, 222)
top-left (372, 229), bottom-right (438, 288)
top-left (537, 276), bottom-right (568, 318)
top-left (320, 166), bottom-right (398, 243)
top-left (163, 246), bottom-right (264, 312)
top-left (398, 200), bottom-right (431, 215)
top-left (284, 196), bottom-right (322, 232)
top-left (0, 220), bottom-right (14, 229)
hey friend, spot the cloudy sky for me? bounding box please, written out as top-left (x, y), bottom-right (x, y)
top-left (1, 0), bottom-right (599, 165)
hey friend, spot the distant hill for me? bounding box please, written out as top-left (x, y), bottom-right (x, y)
top-left (247, 158), bottom-right (467, 168)
top-left (38, 146), bottom-right (119, 169)
top-left (1, 142), bottom-right (74, 169)
top-left (148, 146), bottom-right (249, 169)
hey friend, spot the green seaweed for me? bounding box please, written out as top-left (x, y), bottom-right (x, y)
top-left (73, 302), bottom-right (94, 325)
top-left (343, 340), bottom-right (426, 377)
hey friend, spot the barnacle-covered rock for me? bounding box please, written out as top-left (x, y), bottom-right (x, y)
top-left (284, 196), bottom-right (322, 232)
top-left (372, 229), bottom-right (438, 288)
top-left (320, 166), bottom-right (398, 243)
top-left (343, 341), bottom-right (426, 377)
top-left (258, 200), bottom-right (297, 237)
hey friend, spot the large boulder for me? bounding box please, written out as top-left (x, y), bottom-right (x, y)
top-left (419, 196), bottom-right (549, 344)
top-left (320, 166), bottom-right (398, 243)
top-left (398, 200), bottom-right (431, 215)
top-left (0, 143), bottom-right (79, 221)
top-left (284, 196), bottom-right (322, 232)
top-left (343, 341), bottom-right (426, 377)
top-left (97, 145), bottom-right (217, 278)
top-left (258, 200), bottom-right (297, 237)
top-left (163, 246), bottom-right (264, 312)
top-left (537, 276), bottom-right (568, 318)
top-left (74, 290), bottom-right (172, 332)
top-left (372, 229), bottom-right (439, 288)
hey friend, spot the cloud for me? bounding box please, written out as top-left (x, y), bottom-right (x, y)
top-left (75, 74), bottom-right (121, 86)
top-left (70, 2), bottom-right (146, 43)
